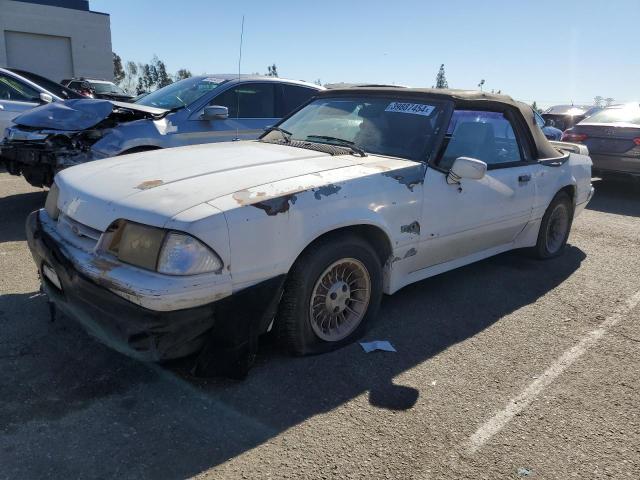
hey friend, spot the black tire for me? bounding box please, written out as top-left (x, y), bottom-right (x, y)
top-left (533, 191), bottom-right (573, 259)
top-left (277, 234), bottom-right (383, 356)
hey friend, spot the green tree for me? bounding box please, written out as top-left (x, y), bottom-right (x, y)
top-left (153, 57), bottom-right (172, 88)
top-left (267, 64), bottom-right (278, 77)
top-left (531, 101), bottom-right (543, 114)
top-left (113, 52), bottom-right (125, 84)
top-left (435, 64), bottom-right (448, 89)
top-left (121, 61), bottom-right (138, 94)
top-left (175, 69), bottom-right (192, 81)
top-left (135, 75), bottom-right (145, 95)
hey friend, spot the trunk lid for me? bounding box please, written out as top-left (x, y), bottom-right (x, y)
top-left (574, 123), bottom-right (640, 155)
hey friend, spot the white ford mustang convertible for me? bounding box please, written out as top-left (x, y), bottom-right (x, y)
top-left (26, 88), bottom-right (594, 377)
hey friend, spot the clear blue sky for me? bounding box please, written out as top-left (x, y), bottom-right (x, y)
top-left (92, 0), bottom-right (639, 108)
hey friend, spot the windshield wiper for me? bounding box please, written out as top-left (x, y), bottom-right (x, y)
top-left (305, 135), bottom-right (367, 157)
top-left (264, 126), bottom-right (292, 143)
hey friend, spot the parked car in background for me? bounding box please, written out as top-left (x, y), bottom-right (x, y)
top-left (2, 75), bottom-right (323, 186)
top-left (562, 103), bottom-right (640, 180)
top-left (61, 78), bottom-right (135, 102)
top-left (534, 110), bottom-right (563, 140)
top-left (542, 104), bottom-right (602, 132)
top-left (26, 88), bottom-right (593, 377)
top-left (0, 67), bottom-right (81, 139)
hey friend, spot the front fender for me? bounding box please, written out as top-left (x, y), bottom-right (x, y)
top-left (91, 119), bottom-right (162, 157)
top-left (212, 164), bottom-right (425, 293)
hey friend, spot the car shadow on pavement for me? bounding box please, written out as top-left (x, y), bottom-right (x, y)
top-left (587, 179), bottom-right (640, 217)
top-left (0, 191), bottom-right (46, 243)
top-left (0, 245), bottom-right (586, 479)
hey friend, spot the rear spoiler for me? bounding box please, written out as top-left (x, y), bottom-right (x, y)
top-left (549, 141), bottom-right (590, 156)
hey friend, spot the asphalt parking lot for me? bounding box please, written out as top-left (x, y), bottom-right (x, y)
top-left (1, 169), bottom-right (639, 479)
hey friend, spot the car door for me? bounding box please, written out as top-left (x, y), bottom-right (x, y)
top-left (416, 109), bottom-right (536, 268)
top-left (0, 73), bottom-right (41, 135)
top-left (183, 82), bottom-right (278, 144)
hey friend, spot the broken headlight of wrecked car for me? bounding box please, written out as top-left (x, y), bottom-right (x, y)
top-left (101, 221), bottom-right (222, 275)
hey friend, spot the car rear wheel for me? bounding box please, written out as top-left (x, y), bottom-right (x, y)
top-left (278, 235), bottom-right (382, 355)
top-left (534, 191), bottom-right (573, 259)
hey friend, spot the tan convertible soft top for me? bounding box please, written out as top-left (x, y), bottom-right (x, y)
top-left (319, 87), bottom-right (562, 160)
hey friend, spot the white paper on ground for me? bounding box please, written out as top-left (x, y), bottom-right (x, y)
top-left (359, 340), bottom-right (397, 353)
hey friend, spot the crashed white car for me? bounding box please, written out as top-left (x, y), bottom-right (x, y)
top-left (26, 88), bottom-right (594, 377)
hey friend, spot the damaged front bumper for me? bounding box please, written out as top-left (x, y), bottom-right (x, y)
top-left (25, 210), bottom-right (286, 376)
top-left (2, 131), bottom-right (99, 187)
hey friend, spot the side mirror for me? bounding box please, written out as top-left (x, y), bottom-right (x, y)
top-left (447, 157), bottom-right (487, 184)
top-left (202, 105), bottom-right (229, 120)
top-left (39, 92), bottom-right (53, 104)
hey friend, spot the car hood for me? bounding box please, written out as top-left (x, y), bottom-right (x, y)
top-left (13, 98), bottom-right (167, 131)
top-left (55, 141), bottom-right (389, 231)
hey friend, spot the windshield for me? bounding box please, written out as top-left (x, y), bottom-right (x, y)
top-left (91, 82), bottom-right (127, 95)
top-left (582, 104), bottom-right (640, 125)
top-left (7, 69), bottom-right (81, 99)
top-left (135, 76), bottom-right (226, 110)
top-left (262, 97), bottom-right (447, 161)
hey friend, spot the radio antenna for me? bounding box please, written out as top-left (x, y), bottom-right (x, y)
top-left (235, 15), bottom-right (245, 141)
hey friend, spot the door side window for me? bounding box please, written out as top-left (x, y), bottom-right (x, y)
top-left (278, 84), bottom-right (317, 117)
top-left (211, 83), bottom-right (276, 118)
top-left (0, 74), bottom-right (40, 102)
top-left (438, 110), bottom-right (524, 170)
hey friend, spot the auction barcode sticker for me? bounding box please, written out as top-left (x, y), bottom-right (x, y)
top-left (385, 102), bottom-right (435, 116)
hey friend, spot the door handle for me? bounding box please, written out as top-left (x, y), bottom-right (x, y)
top-left (518, 174), bottom-right (531, 183)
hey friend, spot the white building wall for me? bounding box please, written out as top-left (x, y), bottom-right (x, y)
top-left (0, 0), bottom-right (112, 82)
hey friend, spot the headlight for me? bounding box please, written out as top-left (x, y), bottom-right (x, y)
top-left (107, 221), bottom-right (222, 275)
top-left (116, 222), bottom-right (165, 271)
top-left (157, 232), bottom-right (222, 275)
top-left (44, 182), bottom-right (60, 220)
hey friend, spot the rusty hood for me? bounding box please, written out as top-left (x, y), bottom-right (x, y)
top-left (54, 140), bottom-right (390, 231)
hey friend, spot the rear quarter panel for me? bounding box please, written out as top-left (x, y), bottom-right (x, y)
top-left (533, 152), bottom-right (592, 221)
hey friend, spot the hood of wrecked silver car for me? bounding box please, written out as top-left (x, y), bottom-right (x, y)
top-left (13, 99), bottom-right (167, 131)
top-left (55, 141), bottom-right (391, 231)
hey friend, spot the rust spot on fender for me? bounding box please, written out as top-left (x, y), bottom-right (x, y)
top-left (233, 190), bottom-right (267, 205)
top-left (91, 257), bottom-right (120, 274)
top-left (382, 164), bottom-right (426, 191)
top-left (252, 194), bottom-right (298, 216)
top-left (401, 221), bottom-right (421, 235)
top-left (313, 184), bottom-right (341, 200)
top-left (403, 247), bottom-right (417, 259)
top-left (135, 179), bottom-right (164, 190)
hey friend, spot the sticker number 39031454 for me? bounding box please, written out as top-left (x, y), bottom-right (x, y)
top-left (385, 102), bottom-right (435, 116)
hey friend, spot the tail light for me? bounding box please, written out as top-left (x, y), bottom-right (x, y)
top-left (562, 132), bottom-right (588, 143)
top-left (633, 138), bottom-right (640, 146)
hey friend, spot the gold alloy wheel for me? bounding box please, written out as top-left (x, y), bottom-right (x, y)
top-left (309, 258), bottom-right (372, 342)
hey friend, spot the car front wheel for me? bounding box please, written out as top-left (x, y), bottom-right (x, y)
top-left (278, 235), bottom-right (383, 355)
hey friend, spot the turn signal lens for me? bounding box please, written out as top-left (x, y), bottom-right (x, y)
top-left (157, 232), bottom-right (222, 275)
